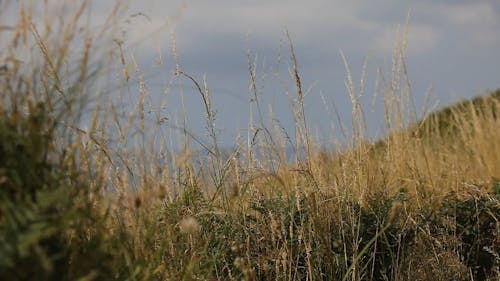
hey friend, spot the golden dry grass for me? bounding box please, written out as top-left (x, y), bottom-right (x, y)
top-left (0, 2), bottom-right (499, 280)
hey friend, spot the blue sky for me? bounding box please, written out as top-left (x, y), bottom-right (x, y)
top-left (3, 1), bottom-right (500, 146)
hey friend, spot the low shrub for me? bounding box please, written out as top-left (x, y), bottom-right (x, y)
top-left (0, 102), bottom-right (125, 280)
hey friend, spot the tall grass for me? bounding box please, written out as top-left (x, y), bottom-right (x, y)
top-left (0, 1), bottom-right (499, 280)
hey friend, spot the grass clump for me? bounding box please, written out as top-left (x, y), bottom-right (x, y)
top-left (0, 101), bottom-right (117, 280)
top-left (436, 190), bottom-right (499, 279)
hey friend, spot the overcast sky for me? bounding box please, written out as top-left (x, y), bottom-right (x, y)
top-left (3, 0), bottom-right (500, 146)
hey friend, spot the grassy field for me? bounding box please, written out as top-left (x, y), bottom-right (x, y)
top-left (0, 2), bottom-right (499, 280)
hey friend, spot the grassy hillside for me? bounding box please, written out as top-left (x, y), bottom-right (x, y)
top-left (365, 89), bottom-right (500, 192)
top-left (0, 2), bottom-right (499, 281)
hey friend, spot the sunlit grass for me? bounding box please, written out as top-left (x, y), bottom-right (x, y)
top-left (0, 1), bottom-right (499, 280)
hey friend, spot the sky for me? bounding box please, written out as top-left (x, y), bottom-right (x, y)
top-left (2, 0), bottom-right (500, 147)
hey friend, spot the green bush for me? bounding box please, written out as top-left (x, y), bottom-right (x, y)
top-left (0, 102), bottom-right (122, 280)
top-left (438, 191), bottom-right (500, 280)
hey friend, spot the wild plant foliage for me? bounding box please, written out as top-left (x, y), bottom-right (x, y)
top-left (0, 1), bottom-right (499, 280)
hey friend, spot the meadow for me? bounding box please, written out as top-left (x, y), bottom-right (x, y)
top-left (0, 2), bottom-right (499, 280)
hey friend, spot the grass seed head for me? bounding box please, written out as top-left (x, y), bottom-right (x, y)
top-left (388, 201), bottom-right (403, 225)
top-left (179, 216), bottom-right (201, 235)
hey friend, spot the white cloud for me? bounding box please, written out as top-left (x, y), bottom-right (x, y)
top-left (373, 24), bottom-right (440, 54)
top-left (420, 2), bottom-right (500, 51)
top-left (113, 1), bottom-right (381, 53)
top-left (440, 3), bottom-right (498, 26)
top-left (5, 1), bottom-right (499, 60)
